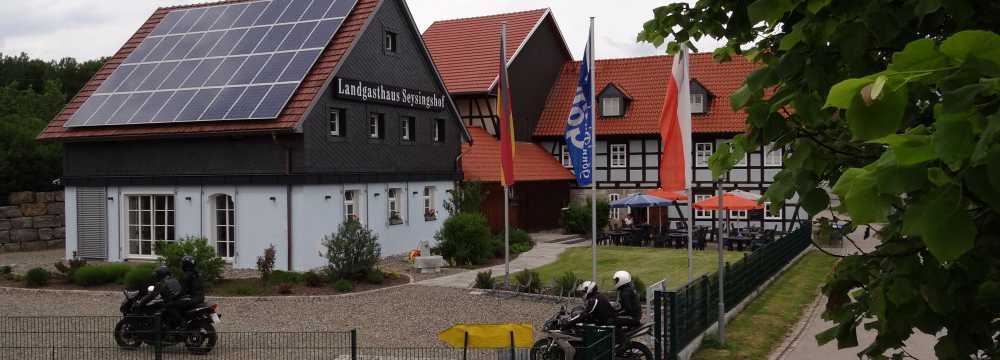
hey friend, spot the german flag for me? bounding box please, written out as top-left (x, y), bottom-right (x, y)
top-left (498, 24), bottom-right (516, 187)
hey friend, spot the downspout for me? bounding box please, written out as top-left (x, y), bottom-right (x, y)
top-left (273, 131), bottom-right (294, 271)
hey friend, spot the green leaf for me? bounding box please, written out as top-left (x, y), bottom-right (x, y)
top-left (914, 0), bottom-right (941, 16)
top-left (832, 168), bottom-right (891, 223)
top-left (730, 84), bottom-right (754, 111)
top-left (943, 83), bottom-right (992, 113)
top-left (933, 118), bottom-right (974, 170)
top-left (963, 167), bottom-right (1000, 215)
top-left (780, 24), bottom-right (805, 51)
top-left (746, 67), bottom-right (779, 90)
top-left (920, 185), bottom-right (976, 262)
top-left (989, 146), bottom-right (1000, 190)
top-left (940, 30), bottom-right (1000, 66)
top-left (972, 114), bottom-right (1000, 164)
top-left (806, 0), bottom-right (832, 13)
top-left (815, 325), bottom-right (839, 346)
top-left (847, 85), bottom-right (908, 141)
top-left (825, 78), bottom-right (873, 109)
top-left (870, 134), bottom-right (935, 166)
top-left (801, 187), bottom-right (831, 215)
top-left (875, 164), bottom-right (927, 194)
top-left (927, 167), bottom-right (953, 186)
top-left (747, 0), bottom-right (798, 24)
top-left (889, 38), bottom-right (947, 73)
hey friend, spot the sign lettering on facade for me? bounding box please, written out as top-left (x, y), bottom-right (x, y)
top-left (334, 77), bottom-right (445, 111)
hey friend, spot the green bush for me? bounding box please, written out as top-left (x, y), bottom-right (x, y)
top-left (563, 199), bottom-right (610, 235)
top-left (217, 284), bottom-right (263, 296)
top-left (303, 271), bottom-right (324, 287)
top-left (257, 245), bottom-right (277, 283)
top-left (156, 237), bottom-right (225, 285)
top-left (269, 270), bottom-right (303, 284)
top-left (443, 181), bottom-right (485, 216)
top-left (493, 228), bottom-right (534, 255)
top-left (474, 270), bottom-right (495, 289)
top-left (0, 265), bottom-right (11, 275)
top-left (435, 213), bottom-right (493, 266)
top-left (54, 258), bottom-right (87, 277)
top-left (275, 283), bottom-right (294, 295)
top-left (365, 269), bottom-right (384, 284)
top-left (322, 219), bottom-right (381, 279)
top-left (70, 263), bottom-right (131, 287)
top-left (24, 268), bottom-right (50, 287)
top-left (333, 278), bottom-right (353, 292)
top-left (552, 271), bottom-right (582, 297)
top-left (514, 269), bottom-right (542, 294)
top-left (633, 276), bottom-right (647, 302)
top-left (123, 264), bottom-right (157, 290)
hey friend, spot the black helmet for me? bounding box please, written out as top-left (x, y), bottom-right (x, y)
top-left (153, 266), bottom-right (171, 281)
top-left (181, 256), bottom-right (196, 271)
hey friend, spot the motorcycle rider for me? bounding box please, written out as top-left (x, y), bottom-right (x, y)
top-left (175, 256), bottom-right (205, 311)
top-left (612, 270), bottom-right (642, 334)
top-left (135, 266), bottom-right (184, 329)
top-left (566, 281), bottom-right (614, 327)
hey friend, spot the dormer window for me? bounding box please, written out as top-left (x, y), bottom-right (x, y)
top-left (691, 93), bottom-right (706, 114)
top-left (602, 97), bottom-right (622, 117)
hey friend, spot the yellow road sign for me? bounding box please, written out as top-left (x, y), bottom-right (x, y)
top-left (438, 323), bottom-right (534, 348)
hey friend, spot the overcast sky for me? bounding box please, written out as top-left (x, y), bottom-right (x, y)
top-left (0, 0), bottom-right (723, 62)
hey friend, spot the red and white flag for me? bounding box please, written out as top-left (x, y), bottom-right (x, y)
top-left (658, 45), bottom-right (692, 192)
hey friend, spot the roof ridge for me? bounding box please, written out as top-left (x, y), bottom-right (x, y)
top-left (427, 8), bottom-right (548, 26)
top-left (158, 0), bottom-right (259, 11)
top-left (562, 52), bottom-right (720, 64)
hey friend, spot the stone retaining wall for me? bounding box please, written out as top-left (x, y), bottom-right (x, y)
top-left (0, 191), bottom-right (65, 252)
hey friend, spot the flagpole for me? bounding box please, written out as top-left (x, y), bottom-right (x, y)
top-left (717, 182), bottom-right (726, 344)
top-left (500, 21), bottom-right (511, 288)
top-left (589, 17), bottom-right (597, 284)
top-left (687, 186), bottom-right (693, 281)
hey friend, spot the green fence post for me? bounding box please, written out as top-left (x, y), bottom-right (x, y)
top-left (653, 292), bottom-right (662, 360)
top-left (509, 331), bottom-right (515, 360)
top-left (351, 328), bottom-right (358, 360)
top-left (463, 332), bottom-right (469, 360)
top-left (153, 316), bottom-right (162, 360)
top-left (667, 291), bottom-right (679, 360)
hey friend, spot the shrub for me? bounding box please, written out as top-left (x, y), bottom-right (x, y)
top-left (275, 283), bottom-right (294, 295)
top-left (365, 269), bottom-right (384, 284)
top-left (24, 268), bottom-right (50, 287)
top-left (552, 271), bottom-right (582, 297)
top-left (218, 284), bottom-right (262, 296)
top-left (0, 265), bottom-right (11, 275)
top-left (563, 199), bottom-right (610, 235)
top-left (333, 278), bottom-right (353, 292)
top-left (632, 276), bottom-right (647, 302)
top-left (123, 264), bottom-right (157, 290)
top-left (514, 269), bottom-right (542, 294)
top-left (493, 228), bottom-right (534, 255)
top-left (321, 219), bottom-right (381, 280)
top-left (443, 182), bottom-right (485, 216)
top-left (269, 270), bottom-right (303, 284)
top-left (257, 245), bottom-right (277, 283)
top-left (474, 270), bottom-right (495, 290)
top-left (54, 258), bottom-right (87, 277)
top-left (156, 237), bottom-right (225, 285)
top-left (70, 263), bottom-right (131, 287)
top-left (435, 213), bottom-right (493, 266)
top-left (303, 271), bottom-right (324, 287)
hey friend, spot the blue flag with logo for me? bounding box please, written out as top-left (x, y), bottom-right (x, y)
top-left (564, 33), bottom-right (594, 187)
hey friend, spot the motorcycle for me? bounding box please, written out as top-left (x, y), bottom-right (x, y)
top-left (530, 306), bottom-right (653, 360)
top-left (114, 284), bottom-right (221, 354)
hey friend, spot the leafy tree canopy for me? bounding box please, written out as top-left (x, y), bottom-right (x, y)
top-left (639, 0), bottom-right (1000, 358)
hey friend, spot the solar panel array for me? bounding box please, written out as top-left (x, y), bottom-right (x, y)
top-left (65, 0), bottom-right (358, 128)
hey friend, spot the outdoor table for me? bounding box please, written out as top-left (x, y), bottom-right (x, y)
top-left (607, 231), bottom-right (628, 246)
top-left (725, 235), bottom-right (754, 251)
top-left (668, 232), bottom-right (687, 248)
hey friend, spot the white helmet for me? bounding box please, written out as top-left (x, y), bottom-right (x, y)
top-left (613, 270), bottom-right (632, 290)
top-left (577, 281), bottom-right (598, 298)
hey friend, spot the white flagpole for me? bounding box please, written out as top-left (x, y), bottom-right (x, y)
top-left (589, 17), bottom-right (598, 284)
top-left (717, 183), bottom-right (726, 344)
top-left (501, 22), bottom-right (511, 289)
top-left (687, 186), bottom-right (694, 281)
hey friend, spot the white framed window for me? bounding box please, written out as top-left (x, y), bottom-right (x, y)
top-left (423, 186), bottom-right (436, 220)
top-left (384, 30), bottom-right (397, 53)
top-left (609, 193), bottom-right (620, 219)
top-left (764, 202), bottom-right (783, 220)
top-left (387, 188), bottom-right (404, 225)
top-left (401, 116), bottom-right (415, 141)
top-left (213, 195), bottom-right (235, 259)
top-left (126, 194), bottom-right (175, 258)
top-left (764, 144), bottom-right (783, 166)
top-left (729, 209), bottom-right (748, 219)
top-left (433, 118), bottom-right (445, 142)
top-left (602, 97), bottom-right (622, 117)
top-left (561, 145), bottom-right (571, 167)
top-left (694, 194), bottom-right (714, 219)
top-left (369, 113), bottom-right (384, 139)
top-left (691, 93), bottom-right (706, 114)
top-left (610, 144), bottom-right (627, 168)
top-left (344, 190), bottom-right (360, 223)
top-left (695, 143), bottom-right (713, 167)
top-left (330, 108), bottom-right (344, 136)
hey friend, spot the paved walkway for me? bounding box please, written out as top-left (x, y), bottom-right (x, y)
top-left (416, 233), bottom-right (585, 288)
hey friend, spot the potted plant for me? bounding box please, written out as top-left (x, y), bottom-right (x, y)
top-left (424, 208), bottom-right (437, 221)
top-left (389, 211), bottom-right (404, 225)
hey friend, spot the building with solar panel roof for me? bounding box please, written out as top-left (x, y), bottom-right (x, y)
top-left (38, 0), bottom-right (469, 271)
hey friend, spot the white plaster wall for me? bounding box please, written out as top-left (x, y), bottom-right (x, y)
top-left (63, 186), bottom-right (78, 260)
top-left (290, 184), bottom-right (343, 271)
top-left (174, 186), bottom-right (202, 239)
top-left (107, 186), bottom-right (122, 262)
top-left (233, 186), bottom-right (288, 270)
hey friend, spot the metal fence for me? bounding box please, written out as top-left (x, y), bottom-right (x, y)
top-left (0, 316), bottom-right (617, 360)
top-left (652, 222), bottom-right (813, 360)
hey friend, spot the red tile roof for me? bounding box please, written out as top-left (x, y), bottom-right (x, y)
top-left (422, 9), bottom-right (549, 94)
top-left (38, 0), bottom-right (379, 141)
top-left (462, 127), bottom-right (574, 183)
top-left (533, 53), bottom-right (758, 136)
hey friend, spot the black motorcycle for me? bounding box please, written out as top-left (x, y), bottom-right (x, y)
top-left (114, 285), bottom-right (221, 354)
top-left (531, 306), bottom-right (653, 360)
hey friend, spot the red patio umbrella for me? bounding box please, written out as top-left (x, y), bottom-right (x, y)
top-left (692, 192), bottom-right (764, 210)
top-left (644, 188), bottom-right (688, 201)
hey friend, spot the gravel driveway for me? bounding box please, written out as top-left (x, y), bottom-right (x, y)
top-left (0, 284), bottom-right (571, 347)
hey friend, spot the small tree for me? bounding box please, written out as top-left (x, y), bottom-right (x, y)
top-left (321, 219), bottom-right (381, 279)
top-left (434, 212), bottom-right (494, 266)
top-left (443, 181), bottom-right (485, 216)
top-left (256, 244), bottom-right (276, 283)
top-left (156, 237), bottom-right (225, 285)
top-left (563, 199), bottom-right (610, 235)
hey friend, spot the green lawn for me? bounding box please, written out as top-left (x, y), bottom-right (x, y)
top-left (692, 251), bottom-right (838, 360)
top-left (531, 246), bottom-right (741, 292)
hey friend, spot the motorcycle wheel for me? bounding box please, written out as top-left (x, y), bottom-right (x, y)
top-left (617, 341), bottom-right (652, 360)
top-left (113, 319), bottom-right (142, 350)
top-left (183, 323), bottom-right (217, 355)
top-left (530, 339), bottom-right (566, 360)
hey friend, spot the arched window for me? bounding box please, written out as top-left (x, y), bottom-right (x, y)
top-left (213, 195), bottom-right (235, 259)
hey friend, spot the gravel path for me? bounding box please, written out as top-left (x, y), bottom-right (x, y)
top-left (0, 284), bottom-right (573, 347)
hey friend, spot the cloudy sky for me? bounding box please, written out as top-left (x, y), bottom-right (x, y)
top-left (0, 0), bottom-right (723, 62)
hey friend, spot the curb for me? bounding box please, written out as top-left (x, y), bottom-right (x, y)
top-left (770, 288), bottom-right (827, 360)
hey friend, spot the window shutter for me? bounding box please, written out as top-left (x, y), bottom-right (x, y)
top-left (76, 187), bottom-right (107, 260)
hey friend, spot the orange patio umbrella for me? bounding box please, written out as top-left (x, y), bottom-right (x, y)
top-left (644, 188), bottom-right (689, 201)
top-left (692, 191), bottom-right (764, 210)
